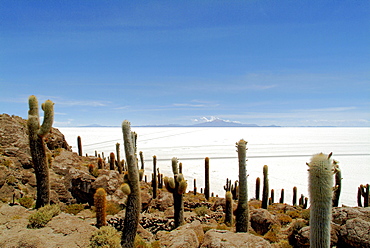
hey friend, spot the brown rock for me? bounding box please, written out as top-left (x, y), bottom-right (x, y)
top-left (250, 208), bottom-right (280, 235)
top-left (156, 227), bottom-right (199, 248)
top-left (339, 218), bottom-right (370, 248)
top-left (201, 229), bottom-right (272, 248)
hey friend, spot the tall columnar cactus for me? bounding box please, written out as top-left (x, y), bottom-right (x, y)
top-left (270, 189), bottom-right (275, 204)
top-left (152, 155), bottom-right (158, 199)
top-left (194, 179), bottom-right (197, 195)
top-left (94, 188), bottom-right (107, 228)
top-left (120, 120), bottom-right (141, 248)
top-left (109, 152), bottom-right (115, 170)
top-left (97, 157), bottom-right (103, 169)
top-left (293, 186), bottom-right (297, 206)
top-left (77, 136), bottom-right (82, 156)
top-left (27, 95), bottom-right (54, 209)
top-left (204, 157), bottom-right (210, 200)
top-left (139, 151), bottom-right (145, 181)
top-left (332, 160), bottom-right (342, 207)
top-left (164, 157), bottom-right (187, 228)
top-left (255, 177), bottom-right (260, 200)
top-left (116, 143), bottom-right (122, 173)
top-left (224, 178), bottom-right (233, 227)
top-left (359, 184), bottom-right (369, 207)
top-left (308, 153), bottom-right (334, 248)
top-left (235, 139), bottom-right (249, 232)
top-left (279, 189), bottom-right (284, 203)
top-left (262, 165), bottom-right (269, 209)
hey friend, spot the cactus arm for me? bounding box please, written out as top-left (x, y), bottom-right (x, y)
top-left (38, 100), bottom-right (54, 137)
top-left (121, 120), bottom-right (141, 248)
top-left (235, 139), bottom-right (249, 232)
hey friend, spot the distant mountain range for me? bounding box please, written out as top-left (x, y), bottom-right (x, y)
top-left (80, 118), bottom-right (279, 127)
top-left (139, 119), bottom-right (279, 127)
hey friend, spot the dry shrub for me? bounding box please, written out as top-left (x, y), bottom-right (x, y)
top-left (106, 201), bottom-right (122, 215)
top-left (28, 204), bottom-right (61, 228)
top-left (18, 196), bottom-right (34, 209)
top-left (276, 213), bottom-right (293, 226)
top-left (90, 226), bottom-right (121, 248)
top-left (65, 203), bottom-right (85, 215)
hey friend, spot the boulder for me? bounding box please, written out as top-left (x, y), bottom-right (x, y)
top-left (339, 217), bottom-right (370, 248)
top-left (156, 220), bottom-right (203, 248)
top-left (250, 208), bottom-right (280, 235)
top-left (201, 229), bottom-right (272, 248)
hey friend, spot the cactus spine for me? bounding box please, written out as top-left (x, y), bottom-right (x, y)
top-left (308, 153), bottom-right (334, 248)
top-left (121, 120), bottom-right (141, 248)
top-left (27, 95), bottom-right (54, 209)
top-left (235, 139), bottom-right (249, 232)
top-left (262, 165), bottom-right (269, 209)
top-left (224, 178), bottom-right (233, 227)
top-left (94, 188), bottom-right (107, 228)
top-left (164, 157), bottom-right (187, 228)
top-left (204, 157), bottom-right (210, 200)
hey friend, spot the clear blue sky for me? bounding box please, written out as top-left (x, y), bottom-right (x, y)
top-left (1, 1), bottom-right (369, 127)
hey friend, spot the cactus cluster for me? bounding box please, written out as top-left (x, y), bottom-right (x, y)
top-left (358, 184), bottom-right (369, 207)
top-left (164, 157), bottom-right (187, 228)
top-left (27, 95), bottom-right (54, 209)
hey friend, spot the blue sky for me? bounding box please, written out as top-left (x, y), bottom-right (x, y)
top-left (1, 1), bottom-right (369, 127)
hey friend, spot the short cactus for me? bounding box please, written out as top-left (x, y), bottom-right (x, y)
top-left (262, 165), bottom-right (269, 209)
top-left (224, 178), bottom-right (233, 227)
top-left (27, 95), bottom-right (54, 208)
top-left (109, 152), bottom-right (115, 170)
top-left (94, 188), bottom-right (107, 228)
top-left (235, 139), bottom-right (249, 232)
top-left (359, 184), bottom-right (369, 207)
top-left (279, 189), bottom-right (284, 204)
top-left (255, 177), bottom-right (260, 200)
top-left (271, 189), bottom-right (275, 204)
top-left (293, 186), bottom-right (297, 206)
top-left (332, 160), bottom-right (342, 207)
top-left (164, 157), bottom-right (187, 228)
top-left (308, 152), bottom-right (334, 248)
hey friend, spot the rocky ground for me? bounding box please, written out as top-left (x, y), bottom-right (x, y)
top-left (0, 113), bottom-right (369, 247)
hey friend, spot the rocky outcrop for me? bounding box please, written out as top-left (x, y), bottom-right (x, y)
top-left (334, 207), bottom-right (370, 248)
top-left (0, 203), bottom-right (96, 248)
top-left (250, 208), bottom-right (280, 235)
top-left (155, 220), bottom-right (204, 248)
top-left (201, 229), bottom-right (272, 248)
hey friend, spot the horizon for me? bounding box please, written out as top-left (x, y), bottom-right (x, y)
top-left (1, 1), bottom-right (369, 127)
